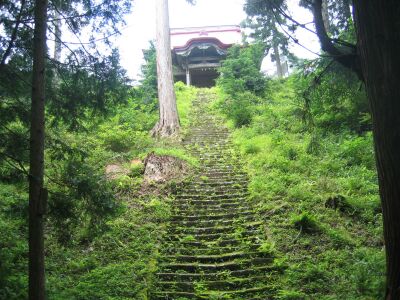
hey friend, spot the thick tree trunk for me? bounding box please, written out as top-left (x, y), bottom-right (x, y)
top-left (273, 43), bottom-right (283, 78)
top-left (151, 0), bottom-right (180, 137)
top-left (353, 1), bottom-right (400, 299)
top-left (29, 0), bottom-right (48, 299)
top-left (321, 0), bottom-right (330, 33)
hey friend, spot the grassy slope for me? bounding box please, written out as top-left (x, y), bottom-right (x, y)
top-left (0, 83), bottom-right (197, 299)
top-left (45, 83), bottom-right (197, 299)
top-left (211, 79), bottom-right (385, 299)
top-left (0, 79), bottom-right (385, 299)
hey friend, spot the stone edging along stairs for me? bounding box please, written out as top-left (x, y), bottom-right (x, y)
top-left (153, 91), bottom-right (277, 299)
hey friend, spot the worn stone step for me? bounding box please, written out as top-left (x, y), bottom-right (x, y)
top-left (174, 202), bottom-right (249, 211)
top-left (153, 285), bottom-right (273, 300)
top-left (174, 196), bottom-right (247, 204)
top-left (162, 245), bottom-right (252, 256)
top-left (159, 257), bottom-right (272, 273)
top-left (169, 214), bottom-right (256, 227)
top-left (168, 222), bottom-right (263, 235)
top-left (173, 197), bottom-right (249, 205)
top-left (172, 206), bottom-right (252, 216)
top-left (179, 186), bottom-right (248, 195)
top-left (157, 275), bottom-right (270, 293)
top-left (176, 192), bottom-right (250, 201)
top-left (167, 229), bottom-right (261, 242)
top-left (201, 171), bottom-right (247, 177)
top-left (171, 210), bottom-right (254, 221)
top-left (166, 235), bottom-right (263, 249)
top-left (157, 265), bottom-right (276, 281)
top-left (190, 179), bottom-right (248, 186)
top-left (161, 251), bottom-right (269, 265)
top-left (183, 179), bottom-right (245, 186)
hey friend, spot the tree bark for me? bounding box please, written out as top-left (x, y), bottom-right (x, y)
top-left (151, 0), bottom-right (180, 137)
top-left (353, 1), bottom-right (400, 299)
top-left (29, 0), bottom-right (48, 299)
top-left (321, 0), bottom-right (330, 33)
top-left (273, 43), bottom-right (283, 78)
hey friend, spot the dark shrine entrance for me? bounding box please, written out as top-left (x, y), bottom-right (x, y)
top-left (171, 25), bottom-right (241, 87)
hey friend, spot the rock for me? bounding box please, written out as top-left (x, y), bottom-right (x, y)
top-left (143, 152), bottom-right (188, 183)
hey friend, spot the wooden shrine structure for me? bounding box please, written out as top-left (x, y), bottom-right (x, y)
top-left (170, 25), bottom-right (241, 87)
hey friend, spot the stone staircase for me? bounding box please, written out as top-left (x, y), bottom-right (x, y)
top-left (153, 91), bottom-right (276, 299)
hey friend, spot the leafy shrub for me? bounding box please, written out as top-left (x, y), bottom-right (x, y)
top-left (218, 91), bottom-right (258, 128)
top-left (218, 43), bottom-right (267, 96)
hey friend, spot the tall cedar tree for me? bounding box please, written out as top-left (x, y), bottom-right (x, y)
top-left (151, 0), bottom-right (180, 137)
top-left (352, 2), bottom-right (400, 298)
top-left (29, 0), bottom-right (48, 298)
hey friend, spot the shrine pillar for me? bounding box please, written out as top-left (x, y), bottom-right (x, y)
top-left (186, 68), bottom-right (191, 86)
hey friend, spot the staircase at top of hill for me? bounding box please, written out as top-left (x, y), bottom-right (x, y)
top-left (153, 90), bottom-right (277, 299)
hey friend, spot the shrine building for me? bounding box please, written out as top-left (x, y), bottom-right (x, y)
top-left (170, 25), bottom-right (241, 87)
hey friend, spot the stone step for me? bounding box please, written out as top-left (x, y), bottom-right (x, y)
top-left (201, 171), bottom-right (247, 177)
top-left (171, 210), bottom-right (254, 221)
top-left (180, 186), bottom-right (247, 194)
top-left (173, 201), bottom-right (249, 211)
top-left (167, 222), bottom-right (263, 235)
top-left (196, 177), bottom-right (248, 184)
top-left (185, 135), bottom-right (228, 139)
top-left (157, 275), bottom-right (270, 293)
top-left (176, 192), bottom-right (250, 201)
top-left (153, 285), bottom-right (273, 299)
top-left (192, 177), bottom-right (248, 184)
top-left (187, 180), bottom-right (249, 187)
top-left (159, 257), bottom-right (272, 273)
top-left (166, 229), bottom-right (261, 242)
top-left (161, 251), bottom-right (269, 265)
top-left (172, 206), bottom-right (253, 217)
top-left (157, 265), bottom-right (276, 281)
top-left (162, 245), bottom-right (253, 256)
top-left (173, 197), bottom-right (248, 205)
top-left (169, 214), bottom-right (257, 228)
top-left (176, 187), bottom-right (246, 196)
top-left (166, 235), bottom-right (263, 249)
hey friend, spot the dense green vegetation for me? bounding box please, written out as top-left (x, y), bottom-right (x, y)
top-left (214, 82), bottom-right (383, 298)
top-left (0, 81), bottom-right (196, 299)
top-left (212, 45), bottom-right (384, 298)
top-left (1, 0), bottom-right (391, 298)
top-left (1, 42), bottom-right (385, 299)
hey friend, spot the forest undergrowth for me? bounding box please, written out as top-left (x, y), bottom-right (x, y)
top-left (0, 82), bottom-right (196, 299)
top-left (0, 58), bottom-right (385, 299)
top-left (211, 76), bottom-right (385, 299)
